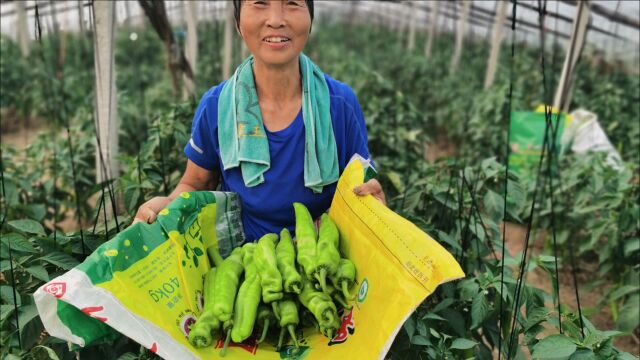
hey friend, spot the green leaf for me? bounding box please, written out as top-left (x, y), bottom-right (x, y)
top-left (421, 313), bottom-right (446, 321)
top-left (18, 304), bottom-right (39, 333)
top-left (440, 308), bottom-right (466, 337)
top-left (403, 315), bottom-right (416, 338)
top-left (458, 279), bottom-right (479, 302)
top-left (116, 353), bottom-right (139, 360)
top-left (0, 285), bottom-right (21, 305)
top-left (450, 338), bottom-right (477, 350)
top-left (524, 307), bottom-right (551, 331)
top-left (26, 265), bottom-right (50, 282)
top-left (31, 345), bottom-right (60, 360)
top-left (1, 233), bottom-right (38, 253)
top-left (484, 190), bottom-right (504, 219)
top-left (608, 285), bottom-right (639, 302)
top-left (8, 219), bottom-right (46, 236)
top-left (471, 293), bottom-right (490, 329)
top-left (624, 237), bottom-right (639, 257)
top-left (616, 294), bottom-right (639, 332)
top-left (411, 334), bottom-right (430, 346)
top-left (385, 171), bottom-right (405, 193)
top-left (532, 334), bottom-right (577, 359)
top-left (568, 349), bottom-right (596, 360)
top-left (1, 304), bottom-right (16, 322)
top-left (39, 252), bottom-right (80, 270)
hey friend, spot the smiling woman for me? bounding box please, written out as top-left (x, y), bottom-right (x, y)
top-left (135, 0), bottom-right (386, 242)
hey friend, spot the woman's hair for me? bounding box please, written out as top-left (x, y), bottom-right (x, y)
top-left (232, 0), bottom-right (315, 30)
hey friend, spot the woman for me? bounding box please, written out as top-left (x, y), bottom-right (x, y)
top-left (134, 0), bottom-right (385, 241)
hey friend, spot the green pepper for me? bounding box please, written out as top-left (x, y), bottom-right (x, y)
top-left (212, 247), bottom-right (245, 322)
top-left (315, 281), bottom-right (350, 310)
top-left (256, 304), bottom-right (276, 344)
top-left (231, 243), bottom-right (261, 343)
top-left (320, 315), bottom-right (341, 340)
top-left (276, 298), bottom-right (300, 350)
top-left (298, 275), bottom-right (338, 338)
top-left (315, 214), bottom-right (341, 293)
top-left (331, 258), bottom-right (357, 300)
top-left (220, 319), bottom-right (233, 357)
top-left (254, 233), bottom-right (284, 306)
top-left (276, 228), bottom-right (303, 294)
top-left (188, 268), bottom-right (221, 348)
top-left (293, 202), bottom-right (318, 279)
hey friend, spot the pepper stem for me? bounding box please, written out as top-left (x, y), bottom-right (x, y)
top-left (342, 281), bottom-right (354, 300)
top-left (287, 325), bottom-right (299, 349)
top-left (291, 283), bottom-right (301, 294)
top-left (333, 294), bottom-right (349, 309)
top-left (271, 301), bottom-right (280, 321)
top-left (277, 327), bottom-right (285, 350)
top-left (257, 319), bottom-right (270, 344)
top-left (220, 329), bottom-right (231, 357)
top-left (317, 268), bottom-right (328, 293)
top-left (327, 327), bottom-right (334, 340)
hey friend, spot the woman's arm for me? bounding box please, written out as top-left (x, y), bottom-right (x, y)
top-left (134, 160), bottom-right (220, 223)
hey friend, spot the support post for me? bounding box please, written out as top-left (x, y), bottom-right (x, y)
top-left (484, 0), bottom-right (508, 89)
top-left (16, 1), bottom-right (30, 57)
top-left (184, 0), bottom-right (198, 98)
top-left (554, 1), bottom-right (590, 111)
top-left (93, 1), bottom-right (119, 184)
top-left (406, 1), bottom-right (416, 51)
top-left (222, 1), bottom-right (234, 80)
top-left (450, 0), bottom-right (471, 74)
top-left (424, 0), bottom-right (440, 58)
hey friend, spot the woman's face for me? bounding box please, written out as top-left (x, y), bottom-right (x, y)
top-left (238, 0), bottom-right (311, 68)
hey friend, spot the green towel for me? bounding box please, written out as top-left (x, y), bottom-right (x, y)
top-left (218, 54), bottom-right (339, 193)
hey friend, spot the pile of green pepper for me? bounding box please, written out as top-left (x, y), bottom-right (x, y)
top-left (187, 202), bottom-right (357, 354)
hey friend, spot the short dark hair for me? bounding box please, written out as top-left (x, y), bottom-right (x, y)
top-left (232, 0), bottom-right (315, 31)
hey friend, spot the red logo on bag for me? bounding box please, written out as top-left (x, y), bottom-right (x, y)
top-left (328, 309), bottom-right (355, 346)
top-left (215, 337), bottom-right (258, 355)
top-left (81, 306), bottom-right (108, 322)
top-left (43, 282), bottom-right (67, 298)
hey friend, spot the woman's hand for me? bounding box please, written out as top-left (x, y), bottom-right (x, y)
top-left (134, 197), bottom-right (172, 224)
top-left (133, 161), bottom-right (220, 225)
top-left (353, 179), bottom-right (386, 206)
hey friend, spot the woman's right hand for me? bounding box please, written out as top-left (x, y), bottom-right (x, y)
top-left (134, 196), bottom-right (172, 224)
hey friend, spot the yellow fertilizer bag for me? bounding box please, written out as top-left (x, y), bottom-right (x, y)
top-left (35, 158), bottom-right (464, 359)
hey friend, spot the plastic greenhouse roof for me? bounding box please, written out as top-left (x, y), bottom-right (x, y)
top-left (1, 0), bottom-right (638, 61)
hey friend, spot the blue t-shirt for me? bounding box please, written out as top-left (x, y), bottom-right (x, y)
top-left (184, 74), bottom-right (371, 241)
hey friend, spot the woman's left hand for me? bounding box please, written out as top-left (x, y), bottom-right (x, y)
top-left (353, 179), bottom-right (386, 206)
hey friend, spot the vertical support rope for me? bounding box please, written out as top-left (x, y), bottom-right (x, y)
top-left (0, 105), bottom-right (21, 350)
top-left (498, 1), bottom-right (517, 358)
top-left (537, 0), bottom-right (563, 334)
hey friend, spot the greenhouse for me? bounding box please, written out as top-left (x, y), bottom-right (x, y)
top-left (0, 0), bottom-right (638, 359)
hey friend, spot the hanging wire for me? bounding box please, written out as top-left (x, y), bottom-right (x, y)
top-left (536, 0), bottom-right (563, 334)
top-left (34, 5), bottom-right (60, 250)
top-left (36, 0), bottom-right (89, 257)
top-left (0, 83), bottom-right (22, 350)
top-left (498, 1), bottom-right (517, 358)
